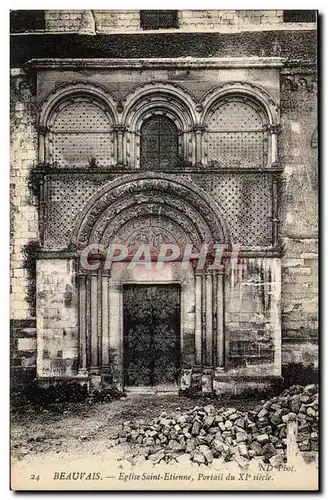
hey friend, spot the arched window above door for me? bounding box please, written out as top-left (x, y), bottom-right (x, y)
top-left (140, 115), bottom-right (179, 170)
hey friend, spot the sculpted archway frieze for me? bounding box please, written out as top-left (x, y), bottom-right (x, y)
top-left (96, 202), bottom-right (204, 247)
top-left (104, 214), bottom-right (192, 248)
top-left (72, 173), bottom-right (229, 249)
top-left (86, 191), bottom-right (210, 246)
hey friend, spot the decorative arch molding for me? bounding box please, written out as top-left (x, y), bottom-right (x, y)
top-left (121, 81), bottom-right (198, 124)
top-left (38, 82), bottom-right (120, 164)
top-left (199, 81), bottom-right (279, 125)
top-left (71, 173), bottom-right (230, 249)
top-left (109, 214), bottom-right (190, 248)
top-left (121, 81), bottom-right (198, 166)
top-left (90, 193), bottom-right (210, 247)
top-left (198, 82), bottom-right (280, 167)
top-left (38, 81), bottom-right (119, 129)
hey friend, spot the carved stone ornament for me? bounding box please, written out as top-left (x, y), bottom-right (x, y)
top-left (71, 173), bottom-right (230, 249)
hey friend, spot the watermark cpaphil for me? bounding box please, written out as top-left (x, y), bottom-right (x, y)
top-left (79, 243), bottom-right (246, 274)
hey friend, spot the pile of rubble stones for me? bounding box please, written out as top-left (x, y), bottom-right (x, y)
top-left (113, 384), bottom-right (318, 466)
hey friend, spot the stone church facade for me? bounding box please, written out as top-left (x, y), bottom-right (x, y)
top-left (10, 10), bottom-right (318, 395)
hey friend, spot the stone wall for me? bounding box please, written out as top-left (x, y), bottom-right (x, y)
top-left (43, 10), bottom-right (290, 34)
top-left (10, 70), bottom-right (38, 320)
top-left (36, 259), bottom-right (78, 378)
top-left (280, 72), bottom-right (318, 371)
top-left (179, 10), bottom-right (283, 29)
top-left (44, 10), bottom-right (82, 32)
top-left (225, 259), bottom-right (281, 377)
top-left (10, 69), bottom-right (39, 384)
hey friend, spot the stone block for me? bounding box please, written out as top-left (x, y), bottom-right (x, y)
top-left (17, 338), bottom-right (36, 351)
top-left (201, 371), bottom-right (213, 393)
top-left (180, 369), bottom-right (192, 391)
top-left (21, 355), bottom-right (36, 367)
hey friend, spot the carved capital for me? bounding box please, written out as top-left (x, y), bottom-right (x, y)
top-left (193, 125), bottom-right (206, 134)
top-left (101, 267), bottom-right (111, 278)
top-left (113, 125), bottom-right (127, 134)
top-left (37, 125), bottom-right (49, 135)
top-left (66, 242), bottom-right (77, 252)
top-left (266, 124), bottom-right (281, 135)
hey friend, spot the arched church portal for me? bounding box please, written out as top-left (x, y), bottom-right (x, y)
top-left (74, 173), bottom-right (229, 391)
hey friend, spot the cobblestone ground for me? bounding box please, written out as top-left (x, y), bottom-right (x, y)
top-left (11, 394), bottom-right (256, 465)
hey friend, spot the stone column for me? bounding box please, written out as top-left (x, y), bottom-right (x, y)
top-left (101, 270), bottom-right (110, 371)
top-left (216, 272), bottom-right (225, 367)
top-left (268, 124), bottom-right (281, 164)
top-left (78, 273), bottom-right (88, 375)
top-left (272, 177), bottom-right (279, 246)
top-left (194, 125), bottom-right (205, 164)
top-left (194, 272), bottom-right (202, 365)
top-left (109, 280), bottom-right (123, 389)
top-left (205, 269), bottom-right (213, 366)
top-left (38, 125), bottom-right (47, 163)
top-left (90, 272), bottom-right (99, 372)
top-left (201, 271), bottom-right (206, 364)
top-left (114, 125), bottom-right (126, 164)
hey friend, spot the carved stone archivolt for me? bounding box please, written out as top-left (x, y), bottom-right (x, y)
top-left (200, 81), bottom-right (279, 125)
top-left (93, 197), bottom-right (206, 247)
top-left (109, 215), bottom-right (188, 248)
top-left (71, 173), bottom-right (230, 249)
top-left (38, 81), bottom-right (119, 128)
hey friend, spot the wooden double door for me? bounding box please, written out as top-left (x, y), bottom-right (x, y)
top-left (123, 284), bottom-right (180, 387)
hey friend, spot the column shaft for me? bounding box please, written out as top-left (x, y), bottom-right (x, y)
top-left (78, 274), bottom-right (87, 372)
top-left (90, 274), bottom-right (98, 370)
top-left (216, 273), bottom-right (225, 367)
top-left (195, 274), bottom-right (202, 365)
top-left (205, 272), bottom-right (213, 365)
top-left (101, 273), bottom-right (110, 369)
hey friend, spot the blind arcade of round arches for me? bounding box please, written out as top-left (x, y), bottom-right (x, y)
top-left (39, 81), bottom-right (279, 170)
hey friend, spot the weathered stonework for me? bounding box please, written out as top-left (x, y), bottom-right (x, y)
top-left (44, 10), bottom-right (315, 35)
top-left (10, 11), bottom-right (318, 394)
top-left (280, 65), bottom-right (318, 370)
top-left (36, 259), bottom-right (78, 378)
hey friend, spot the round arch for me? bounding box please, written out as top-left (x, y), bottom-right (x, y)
top-left (199, 82), bottom-right (280, 166)
top-left (38, 81), bottom-right (119, 129)
top-left (121, 82), bottom-right (198, 166)
top-left (71, 172), bottom-right (230, 249)
top-left (200, 81), bottom-right (279, 126)
top-left (38, 82), bottom-right (120, 166)
top-left (121, 81), bottom-right (197, 128)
